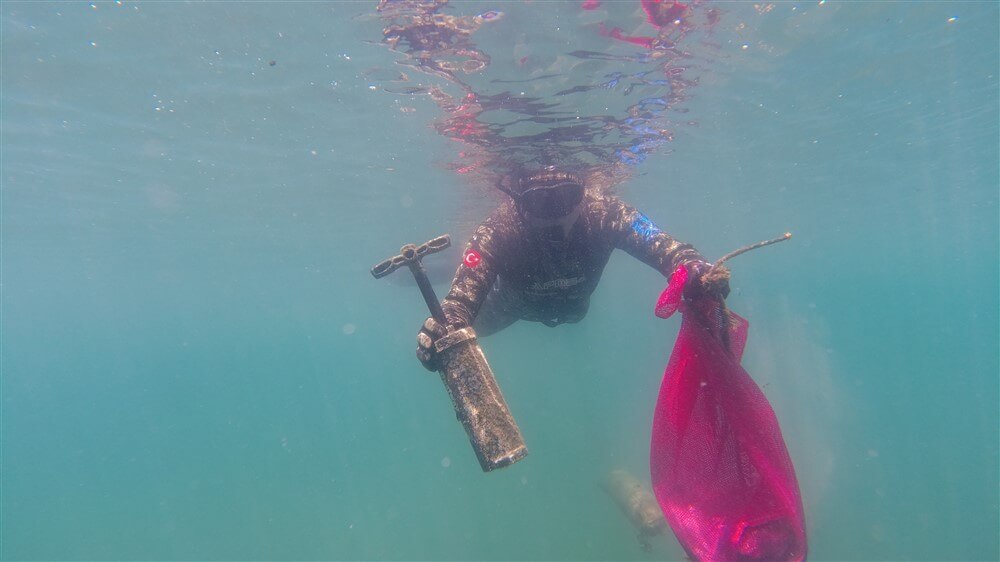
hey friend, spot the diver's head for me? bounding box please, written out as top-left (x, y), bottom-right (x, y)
top-left (501, 168), bottom-right (586, 238)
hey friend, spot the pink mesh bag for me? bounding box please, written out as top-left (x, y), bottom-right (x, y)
top-left (650, 264), bottom-right (807, 561)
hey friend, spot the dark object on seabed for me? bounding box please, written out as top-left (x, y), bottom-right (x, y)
top-left (371, 234), bottom-right (528, 472)
top-left (603, 468), bottom-right (667, 552)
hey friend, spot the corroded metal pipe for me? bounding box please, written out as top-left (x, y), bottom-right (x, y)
top-left (372, 234), bottom-right (528, 472)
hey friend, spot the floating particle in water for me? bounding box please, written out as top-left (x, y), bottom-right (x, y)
top-left (441, 456), bottom-right (451, 468)
top-left (399, 106), bottom-right (416, 113)
top-left (269, 60), bottom-right (276, 66)
top-left (947, 17), bottom-right (957, 23)
top-left (521, 476), bottom-right (528, 485)
top-left (342, 323), bottom-right (356, 335)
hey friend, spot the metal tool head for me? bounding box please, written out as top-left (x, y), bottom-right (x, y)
top-left (371, 234), bottom-right (451, 279)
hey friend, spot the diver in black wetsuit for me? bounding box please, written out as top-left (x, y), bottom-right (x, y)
top-left (416, 168), bottom-right (731, 370)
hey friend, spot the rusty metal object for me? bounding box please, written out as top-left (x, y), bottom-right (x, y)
top-left (434, 327), bottom-right (527, 471)
top-left (372, 234), bottom-right (528, 472)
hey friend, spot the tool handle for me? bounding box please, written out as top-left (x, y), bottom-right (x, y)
top-left (371, 235), bottom-right (451, 279)
top-left (409, 261), bottom-right (447, 324)
top-left (370, 234), bottom-right (452, 323)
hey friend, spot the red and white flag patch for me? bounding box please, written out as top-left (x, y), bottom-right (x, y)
top-left (463, 248), bottom-right (482, 268)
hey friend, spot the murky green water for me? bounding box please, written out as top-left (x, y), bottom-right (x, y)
top-left (2, 2), bottom-right (997, 560)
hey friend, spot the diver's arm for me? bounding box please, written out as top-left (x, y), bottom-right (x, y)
top-left (602, 196), bottom-right (705, 275)
top-left (416, 217), bottom-right (500, 371)
top-left (440, 219), bottom-right (502, 328)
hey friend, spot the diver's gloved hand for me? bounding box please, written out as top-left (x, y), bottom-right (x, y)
top-left (684, 260), bottom-right (731, 301)
top-left (416, 317), bottom-right (449, 372)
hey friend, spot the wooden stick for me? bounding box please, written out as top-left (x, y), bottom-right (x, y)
top-left (706, 232), bottom-right (792, 354)
top-left (712, 232), bottom-right (792, 271)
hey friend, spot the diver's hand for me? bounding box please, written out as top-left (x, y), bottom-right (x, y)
top-left (685, 260), bottom-right (731, 301)
top-left (416, 317), bottom-right (449, 372)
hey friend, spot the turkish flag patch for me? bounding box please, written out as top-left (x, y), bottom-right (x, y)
top-left (463, 249), bottom-right (482, 268)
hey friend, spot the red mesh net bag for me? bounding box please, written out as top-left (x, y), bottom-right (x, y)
top-left (650, 264), bottom-right (807, 561)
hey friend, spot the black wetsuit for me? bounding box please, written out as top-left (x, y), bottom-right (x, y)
top-left (441, 193), bottom-right (706, 335)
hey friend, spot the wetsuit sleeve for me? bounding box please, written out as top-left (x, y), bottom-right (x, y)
top-left (440, 216), bottom-right (503, 328)
top-left (600, 197), bottom-right (705, 276)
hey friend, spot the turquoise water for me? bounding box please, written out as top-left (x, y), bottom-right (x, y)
top-left (2, 1), bottom-right (997, 560)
